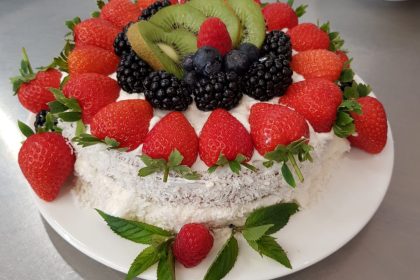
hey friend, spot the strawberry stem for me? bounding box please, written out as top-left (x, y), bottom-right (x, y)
top-left (288, 153), bottom-right (304, 183)
top-left (163, 166), bottom-right (170, 183)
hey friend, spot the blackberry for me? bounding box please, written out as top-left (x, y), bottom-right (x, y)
top-left (116, 51), bottom-right (153, 93)
top-left (243, 55), bottom-right (293, 101)
top-left (113, 24), bottom-right (132, 57)
top-left (193, 72), bottom-right (243, 111)
top-left (143, 71), bottom-right (193, 111)
top-left (139, 0), bottom-right (171, 21)
top-left (261, 31), bottom-right (292, 61)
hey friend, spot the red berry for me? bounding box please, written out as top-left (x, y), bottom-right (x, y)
top-left (199, 109), bottom-right (254, 167)
top-left (287, 23), bottom-right (330, 51)
top-left (142, 112), bottom-right (198, 167)
top-left (137, 0), bottom-right (156, 9)
top-left (249, 103), bottom-right (309, 156)
top-left (336, 50), bottom-right (350, 67)
top-left (280, 78), bottom-right (342, 132)
top-left (291, 49), bottom-right (344, 81)
top-left (100, 0), bottom-right (140, 29)
top-left (348, 96), bottom-right (388, 154)
top-left (17, 69), bottom-right (62, 113)
top-left (18, 132), bottom-right (75, 202)
top-left (262, 3), bottom-right (298, 31)
top-left (173, 223), bottom-right (214, 268)
top-left (197, 17), bottom-right (232, 56)
top-left (90, 100), bottom-right (153, 151)
top-left (62, 73), bottom-right (120, 124)
top-left (73, 18), bottom-right (120, 51)
top-left (68, 46), bottom-right (119, 75)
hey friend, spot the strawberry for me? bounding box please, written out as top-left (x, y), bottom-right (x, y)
top-left (138, 0), bottom-right (156, 9)
top-left (173, 223), bottom-right (214, 268)
top-left (287, 23), bottom-right (330, 51)
top-left (90, 100), bottom-right (153, 151)
top-left (18, 132), bottom-right (75, 201)
top-left (142, 112), bottom-right (198, 167)
top-left (197, 17), bottom-right (232, 56)
top-left (68, 46), bottom-right (119, 75)
top-left (11, 49), bottom-right (62, 113)
top-left (249, 103), bottom-right (309, 156)
top-left (100, 0), bottom-right (140, 29)
top-left (199, 109), bottom-right (253, 167)
top-left (262, 3), bottom-right (298, 31)
top-left (336, 50), bottom-right (350, 66)
top-left (348, 96), bottom-right (387, 154)
top-left (72, 18), bottom-right (120, 52)
top-left (291, 49), bottom-right (344, 81)
top-left (62, 73), bottom-right (120, 124)
top-left (279, 78), bottom-right (343, 132)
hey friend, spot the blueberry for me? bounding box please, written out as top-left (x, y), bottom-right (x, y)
top-left (224, 50), bottom-right (250, 75)
top-left (182, 54), bottom-right (195, 72)
top-left (239, 43), bottom-right (260, 63)
top-left (184, 71), bottom-right (198, 86)
top-left (193, 46), bottom-right (223, 77)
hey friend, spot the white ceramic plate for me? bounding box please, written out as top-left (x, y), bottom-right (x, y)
top-left (31, 78), bottom-right (394, 279)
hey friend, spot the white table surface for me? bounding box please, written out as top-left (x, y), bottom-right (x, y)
top-left (0, 0), bottom-right (419, 279)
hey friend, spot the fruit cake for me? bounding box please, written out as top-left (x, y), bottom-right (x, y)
top-left (12, 0), bottom-right (388, 279)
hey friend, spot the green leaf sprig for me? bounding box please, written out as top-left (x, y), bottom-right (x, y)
top-left (204, 202), bottom-right (299, 280)
top-left (72, 133), bottom-right (127, 151)
top-left (208, 154), bottom-right (258, 175)
top-left (319, 21), bottom-right (345, 52)
top-left (96, 209), bottom-right (176, 280)
top-left (139, 149), bottom-right (200, 182)
top-left (287, 0), bottom-right (308, 17)
top-left (263, 139), bottom-right (313, 188)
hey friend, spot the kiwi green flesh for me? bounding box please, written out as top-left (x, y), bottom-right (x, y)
top-left (187, 0), bottom-right (242, 47)
top-left (149, 4), bottom-right (206, 34)
top-left (226, 0), bottom-right (266, 48)
top-left (127, 21), bottom-right (197, 79)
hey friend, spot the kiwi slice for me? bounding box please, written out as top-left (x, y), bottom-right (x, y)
top-left (127, 21), bottom-right (197, 79)
top-left (187, 0), bottom-right (242, 47)
top-left (226, 0), bottom-right (266, 48)
top-left (148, 4), bottom-right (206, 34)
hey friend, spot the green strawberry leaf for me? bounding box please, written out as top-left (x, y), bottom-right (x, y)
top-left (17, 120), bottom-right (34, 138)
top-left (97, 0), bottom-right (106, 9)
top-left (208, 154), bottom-right (257, 175)
top-left (10, 48), bottom-right (38, 95)
top-left (295, 4), bottom-right (308, 17)
top-left (49, 40), bottom-right (73, 72)
top-left (204, 234), bottom-right (238, 280)
top-left (91, 11), bottom-right (100, 18)
top-left (242, 224), bottom-right (274, 242)
top-left (228, 160), bottom-right (241, 174)
top-left (96, 209), bottom-right (174, 245)
top-left (57, 111), bottom-right (81, 122)
top-left (65, 17), bottom-right (81, 32)
top-left (319, 21), bottom-right (345, 52)
top-left (126, 245), bottom-right (161, 280)
top-left (48, 100), bottom-right (68, 114)
top-left (157, 243), bottom-right (175, 280)
top-left (255, 236), bottom-right (292, 269)
top-left (244, 203), bottom-right (299, 235)
top-left (281, 163), bottom-right (296, 188)
top-left (75, 120), bottom-right (86, 137)
top-left (340, 68), bottom-right (355, 83)
top-left (168, 149), bottom-right (183, 167)
top-left (357, 83), bottom-right (372, 97)
top-left (72, 133), bottom-right (124, 150)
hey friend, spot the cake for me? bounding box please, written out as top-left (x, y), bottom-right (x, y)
top-left (13, 0), bottom-right (389, 279)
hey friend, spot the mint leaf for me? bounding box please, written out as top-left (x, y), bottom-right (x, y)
top-left (204, 234), bottom-right (238, 280)
top-left (96, 209), bottom-right (174, 244)
top-left (157, 244), bottom-right (175, 280)
top-left (245, 203), bottom-right (299, 235)
top-left (126, 245), bottom-right (160, 280)
top-left (17, 120), bottom-right (34, 138)
top-left (242, 224), bottom-right (273, 242)
top-left (255, 236), bottom-right (291, 269)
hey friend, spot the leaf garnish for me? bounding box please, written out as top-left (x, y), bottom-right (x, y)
top-left (49, 40), bottom-right (74, 72)
top-left (157, 242), bottom-right (176, 280)
top-left (47, 88), bottom-right (82, 123)
top-left (204, 234), bottom-right (239, 280)
top-left (72, 133), bottom-right (127, 151)
top-left (287, 0), bottom-right (307, 17)
top-left (208, 154), bottom-right (258, 175)
top-left (242, 224), bottom-right (273, 242)
top-left (263, 139), bottom-right (313, 187)
top-left (126, 245), bottom-right (161, 280)
top-left (139, 149), bottom-right (201, 182)
top-left (17, 120), bottom-right (35, 138)
top-left (254, 235), bottom-right (292, 268)
top-left (319, 22), bottom-right (345, 52)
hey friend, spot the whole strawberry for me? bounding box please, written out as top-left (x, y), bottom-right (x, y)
top-left (336, 50), bottom-right (350, 66)
top-left (199, 109), bottom-right (253, 167)
top-left (287, 23), bottom-right (330, 51)
top-left (348, 96), bottom-right (388, 154)
top-left (262, 2), bottom-right (298, 31)
top-left (72, 18), bottom-right (120, 52)
top-left (90, 100), bottom-right (153, 151)
top-left (280, 78), bottom-right (342, 132)
top-left (62, 73), bottom-right (120, 124)
top-left (18, 132), bottom-right (75, 201)
top-left (197, 17), bottom-right (232, 56)
top-left (100, 0), bottom-right (140, 29)
top-left (142, 112), bottom-right (198, 167)
top-left (68, 46), bottom-right (119, 75)
top-left (173, 223), bottom-right (214, 268)
top-left (11, 49), bottom-right (62, 113)
top-left (291, 49), bottom-right (344, 81)
top-left (249, 103), bottom-right (309, 156)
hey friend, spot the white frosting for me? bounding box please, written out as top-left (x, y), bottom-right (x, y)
top-left (58, 72), bottom-right (350, 231)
